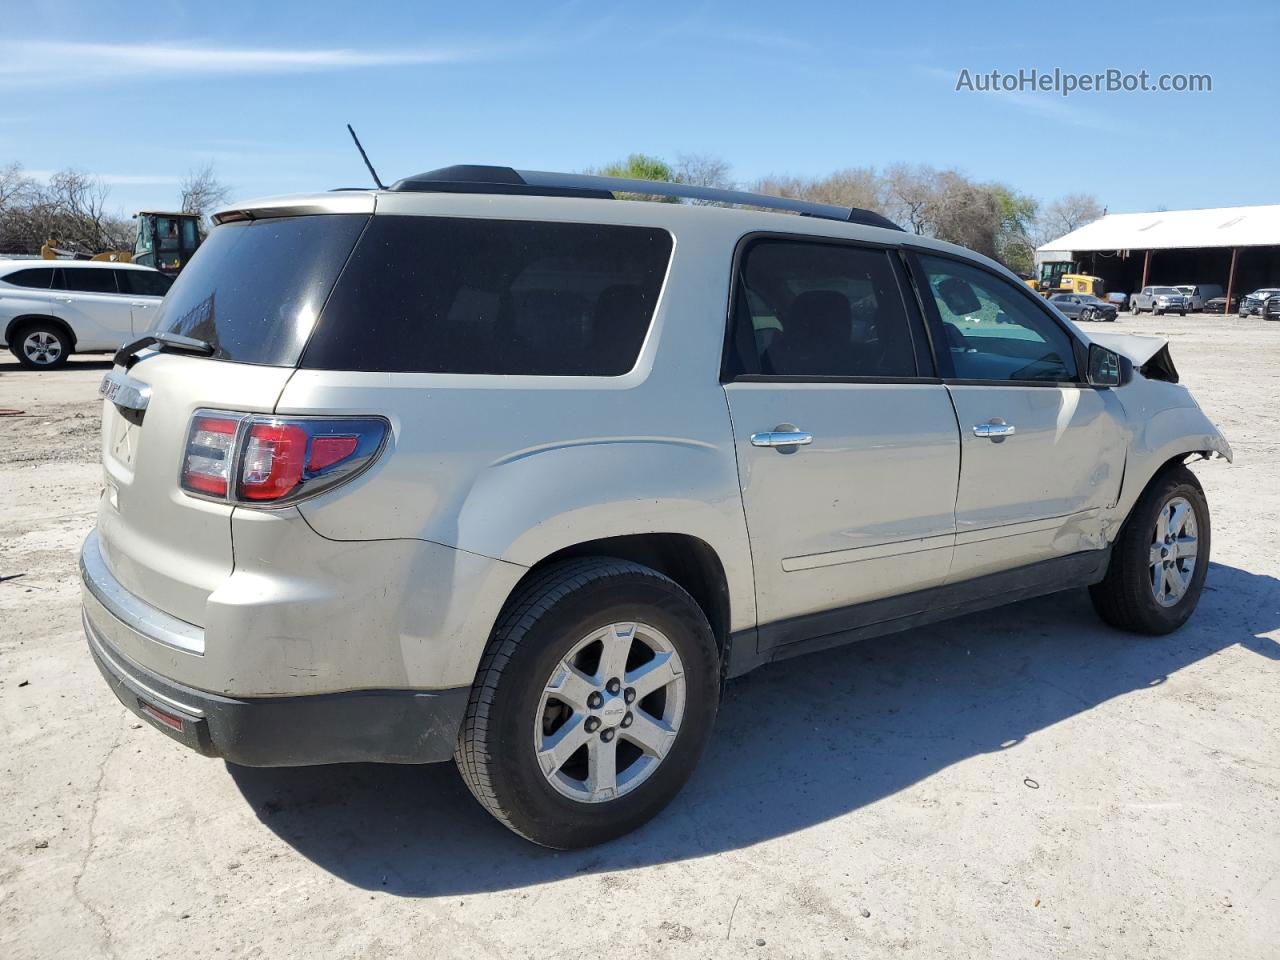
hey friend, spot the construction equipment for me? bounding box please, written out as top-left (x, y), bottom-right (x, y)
top-left (37, 211), bottom-right (203, 275)
top-left (132, 211), bottom-right (203, 275)
top-left (1030, 260), bottom-right (1105, 299)
top-left (40, 242), bottom-right (132, 263)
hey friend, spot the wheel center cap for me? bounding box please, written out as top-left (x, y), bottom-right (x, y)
top-left (599, 697), bottom-right (626, 726)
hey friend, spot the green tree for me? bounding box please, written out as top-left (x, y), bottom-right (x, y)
top-left (990, 185), bottom-right (1039, 275)
top-left (588, 153), bottom-right (679, 202)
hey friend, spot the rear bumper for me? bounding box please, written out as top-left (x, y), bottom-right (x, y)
top-left (81, 532), bottom-right (469, 766)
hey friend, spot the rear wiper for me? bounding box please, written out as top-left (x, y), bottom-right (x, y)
top-left (114, 331), bottom-right (215, 369)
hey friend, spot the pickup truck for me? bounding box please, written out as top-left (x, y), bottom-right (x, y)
top-left (1130, 287), bottom-right (1188, 316)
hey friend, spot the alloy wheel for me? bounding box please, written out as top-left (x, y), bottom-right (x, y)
top-left (1149, 496), bottom-right (1198, 607)
top-left (534, 621), bottom-right (686, 803)
top-left (22, 331), bottom-right (63, 366)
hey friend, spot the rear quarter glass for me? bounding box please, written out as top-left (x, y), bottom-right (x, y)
top-left (152, 214), bottom-right (369, 366)
top-left (300, 216), bottom-right (673, 375)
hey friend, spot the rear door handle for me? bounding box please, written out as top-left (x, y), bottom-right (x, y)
top-left (751, 429), bottom-right (814, 448)
top-left (55, 296), bottom-right (73, 303)
top-left (973, 421), bottom-right (1016, 439)
top-left (131, 302), bottom-right (150, 308)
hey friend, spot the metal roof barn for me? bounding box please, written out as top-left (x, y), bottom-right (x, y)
top-left (1037, 204), bottom-right (1280, 312)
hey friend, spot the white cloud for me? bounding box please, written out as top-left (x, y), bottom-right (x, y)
top-left (0, 40), bottom-right (485, 85)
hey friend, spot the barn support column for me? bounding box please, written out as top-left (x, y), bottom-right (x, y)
top-left (1140, 249), bottom-right (1152, 289)
top-left (1226, 247), bottom-right (1239, 316)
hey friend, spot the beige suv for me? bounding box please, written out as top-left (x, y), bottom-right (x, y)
top-left (81, 166), bottom-right (1231, 848)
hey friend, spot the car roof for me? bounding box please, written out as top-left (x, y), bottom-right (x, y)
top-left (211, 187), bottom-right (1029, 290)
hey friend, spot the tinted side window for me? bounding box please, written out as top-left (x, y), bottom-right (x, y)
top-left (118, 270), bottom-right (173, 297)
top-left (63, 269), bottom-right (119, 295)
top-left (303, 217), bottom-right (673, 375)
top-left (919, 254), bottom-right (1077, 383)
top-left (3, 268), bottom-right (57, 289)
top-left (734, 240), bottom-right (917, 378)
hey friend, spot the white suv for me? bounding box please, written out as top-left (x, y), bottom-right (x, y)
top-left (0, 260), bottom-right (172, 368)
top-left (80, 166), bottom-right (1231, 848)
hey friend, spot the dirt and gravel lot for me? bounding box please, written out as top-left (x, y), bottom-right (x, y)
top-left (1, 315), bottom-right (1277, 960)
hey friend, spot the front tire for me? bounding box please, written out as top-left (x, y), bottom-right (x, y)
top-left (11, 322), bottom-right (72, 370)
top-left (454, 558), bottom-right (720, 849)
top-left (1090, 465), bottom-right (1210, 635)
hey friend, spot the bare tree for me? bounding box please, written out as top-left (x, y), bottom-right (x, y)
top-left (926, 171), bottom-right (1003, 259)
top-left (1038, 192), bottom-right (1104, 243)
top-left (750, 167), bottom-right (882, 214)
top-left (0, 162), bottom-right (36, 211)
top-left (180, 163), bottom-right (231, 223)
top-left (0, 167), bottom-right (132, 255)
top-left (881, 164), bottom-right (939, 235)
top-left (673, 153), bottom-right (734, 203)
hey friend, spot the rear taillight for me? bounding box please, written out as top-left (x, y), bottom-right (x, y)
top-left (181, 415), bottom-right (240, 497)
top-left (240, 422), bottom-right (308, 501)
top-left (180, 410), bottom-right (388, 507)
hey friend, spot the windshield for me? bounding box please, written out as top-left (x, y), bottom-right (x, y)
top-left (154, 214), bottom-right (368, 365)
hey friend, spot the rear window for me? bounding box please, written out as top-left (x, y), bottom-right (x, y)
top-left (154, 215), bottom-right (368, 365)
top-left (301, 216), bottom-right (673, 375)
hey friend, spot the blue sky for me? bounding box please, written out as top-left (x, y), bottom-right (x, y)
top-left (2, 0), bottom-right (1275, 218)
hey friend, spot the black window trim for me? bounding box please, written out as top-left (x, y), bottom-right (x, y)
top-left (903, 244), bottom-right (1093, 389)
top-left (720, 231), bottom-right (940, 385)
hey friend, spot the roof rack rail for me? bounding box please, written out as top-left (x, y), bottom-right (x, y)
top-left (390, 165), bottom-right (903, 230)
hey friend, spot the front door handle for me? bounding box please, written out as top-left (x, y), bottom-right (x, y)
top-left (751, 428), bottom-right (814, 448)
top-left (55, 296), bottom-right (73, 303)
top-left (130, 302), bottom-right (150, 308)
top-left (973, 420), bottom-right (1016, 440)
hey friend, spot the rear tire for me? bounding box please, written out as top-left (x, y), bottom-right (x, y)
top-left (1089, 465), bottom-right (1210, 635)
top-left (11, 322), bottom-right (72, 370)
top-left (454, 557), bottom-right (720, 849)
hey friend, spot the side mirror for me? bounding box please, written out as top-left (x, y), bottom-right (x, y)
top-left (1086, 343), bottom-right (1131, 387)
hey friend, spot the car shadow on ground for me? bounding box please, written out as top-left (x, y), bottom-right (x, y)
top-left (0, 358), bottom-right (113, 373)
top-left (228, 562), bottom-right (1279, 896)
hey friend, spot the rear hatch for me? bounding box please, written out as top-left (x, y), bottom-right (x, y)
top-left (95, 210), bottom-right (370, 626)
